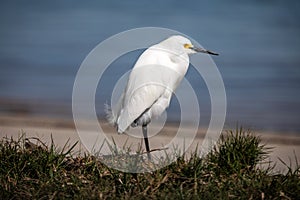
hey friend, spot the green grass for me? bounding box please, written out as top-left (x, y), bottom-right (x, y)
top-left (0, 128), bottom-right (299, 199)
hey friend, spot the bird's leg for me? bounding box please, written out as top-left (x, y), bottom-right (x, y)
top-left (142, 125), bottom-right (151, 160)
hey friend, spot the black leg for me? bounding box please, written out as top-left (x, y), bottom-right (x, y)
top-left (142, 125), bottom-right (151, 160)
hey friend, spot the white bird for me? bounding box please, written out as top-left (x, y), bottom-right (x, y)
top-left (106, 35), bottom-right (218, 159)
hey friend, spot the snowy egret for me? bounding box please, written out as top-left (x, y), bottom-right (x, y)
top-left (106, 35), bottom-right (218, 159)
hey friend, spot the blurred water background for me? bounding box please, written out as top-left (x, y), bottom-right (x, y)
top-left (0, 0), bottom-right (299, 133)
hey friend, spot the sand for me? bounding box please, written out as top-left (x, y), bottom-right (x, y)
top-left (0, 114), bottom-right (299, 173)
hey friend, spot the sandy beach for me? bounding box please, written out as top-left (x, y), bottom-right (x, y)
top-left (0, 114), bottom-right (299, 173)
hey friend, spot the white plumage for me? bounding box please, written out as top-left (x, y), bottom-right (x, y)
top-left (105, 35), bottom-right (218, 156)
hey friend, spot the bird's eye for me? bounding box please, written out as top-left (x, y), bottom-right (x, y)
top-left (184, 43), bottom-right (192, 49)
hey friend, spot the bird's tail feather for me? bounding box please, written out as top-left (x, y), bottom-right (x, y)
top-left (104, 103), bottom-right (117, 126)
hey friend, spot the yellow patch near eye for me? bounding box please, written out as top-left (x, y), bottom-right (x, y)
top-left (184, 43), bottom-right (192, 49)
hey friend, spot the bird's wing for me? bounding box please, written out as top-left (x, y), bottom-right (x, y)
top-left (117, 65), bottom-right (174, 133)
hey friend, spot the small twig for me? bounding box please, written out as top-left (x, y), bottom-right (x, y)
top-left (141, 147), bottom-right (169, 154)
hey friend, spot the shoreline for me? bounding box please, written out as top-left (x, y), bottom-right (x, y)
top-left (1, 114), bottom-right (300, 144)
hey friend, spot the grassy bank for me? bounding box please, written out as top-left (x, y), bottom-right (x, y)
top-left (0, 128), bottom-right (299, 199)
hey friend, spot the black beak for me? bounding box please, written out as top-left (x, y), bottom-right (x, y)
top-left (191, 47), bottom-right (219, 56)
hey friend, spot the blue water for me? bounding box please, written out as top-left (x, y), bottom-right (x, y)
top-left (0, 0), bottom-right (300, 133)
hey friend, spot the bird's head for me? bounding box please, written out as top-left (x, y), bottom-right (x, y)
top-left (164, 35), bottom-right (219, 56)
